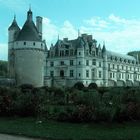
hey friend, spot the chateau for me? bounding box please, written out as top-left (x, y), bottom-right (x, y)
top-left (8, 9), bottom-right (140, 87)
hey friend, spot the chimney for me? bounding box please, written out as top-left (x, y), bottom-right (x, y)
top-left (36, 16), bottom-right (42, 39)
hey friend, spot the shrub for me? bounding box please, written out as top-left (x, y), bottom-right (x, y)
top-left (88, 83), bottom-right (98, 89)
top-left (73, 82), bottom-right (85, 90)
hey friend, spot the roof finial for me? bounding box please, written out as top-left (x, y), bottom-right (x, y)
top-left (78, 29), bottom-right (80, 37)
top-left (58, 34), bottom-right (59, 40)
top-left (13, 14), bottom-right (16, 22)
top-left (103, 41), bottom-right (105, 46)
top-left (29, 4), bottom-right (31, 11)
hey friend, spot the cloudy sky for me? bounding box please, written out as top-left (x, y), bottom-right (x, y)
top-left (1, 0), bottom-right (140, 60)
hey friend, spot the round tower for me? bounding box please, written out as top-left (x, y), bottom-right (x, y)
top-left (13, 8), bottom-right (46, 87)
top-left (8, 15), bottom-right (20, 78)
top-left (102, 43), bottom-right (108, 87)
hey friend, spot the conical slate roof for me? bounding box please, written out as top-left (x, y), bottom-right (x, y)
top-left (16, 8), bottom-right (41, 41)
top-left (16, 20), bottom-right (41, 41)
top-left (8, 17), bottom-right (20, 31)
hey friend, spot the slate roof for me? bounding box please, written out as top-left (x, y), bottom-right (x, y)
top-left (107, 51), bottom-right (136, 61)
top-left (54, 37), bottom-right (85, 48)
top-left (16, 20), bottom-right (41, 41)
top-left (8, 18), bottom-right (20, 31)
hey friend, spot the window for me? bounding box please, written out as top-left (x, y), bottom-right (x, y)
top-left (86, 60), bottom-right (89, 66)
top-left (65, 50), bottom-right (69, 56)
top-left (79, 52), bottom-right (81, 55)
top-left (50, 61), bottom-right (54, 67)
top-left (99, 71), bottom-right (102, 78)
top-left (108, 63), bottom-right (110, 69)
top-left (92, 69), bottom-right (95, 78)
top-left (60, 70), bottom-right (64, 77)
top-left (119, 73), bottom-right (121, 79)
top-left (128, 74), bottom-right (129, 79)
top-left (70, 70), bottom-right (74, 77)
top-left (33, 42), bottom-right (35, 46)
top-left (92, 59), bottom-right (96, 65)
top-left (112, 64), bottom-right (115, 69)
top-left (79, 73), bottom-right (81, 77)
top-left (110, 73), bottom-right (112, 78)
top-left (92, 51), bottom-right (95, 56)
top-left (113, 73), bottom-right (115, 78)
top-left (62, 51), bottom-right (64, 56)
top-left (70, 50), bottom-right (74, 56)
top-left (60, 61), bottom-right (64, 65)
top-left (50, 71), bottom-right (54, 77)
top-left (70, 60), bottom-right (74, 66)
top-left (86, 70), bottom-right (89, 77)
top-left (122, 65), bottom-right (123, 70)
top-left (79, 61), bottom-right (81, 65)
top-left (24, 42), bottom-right (26, 45)
top-left (117, 65), bottom-right (119, 70)
top-left (99, 62), bottom-right (101, 67)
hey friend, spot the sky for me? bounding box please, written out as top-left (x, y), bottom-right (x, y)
top-left (1, 0), bottom-right (140, 60)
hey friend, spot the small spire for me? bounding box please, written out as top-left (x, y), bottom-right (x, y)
top-left (78, 29), bottom-right (80, 37)
top-left (102, 41), bottom-right (106, 52)
top-left (103, 41), bottom-right (105, 45)
top-left (14, 14), bottom-right (16, 20)
top-left (27, 4), bottom-right (33, 21)
top-left (58, 34), bottom-right (59, 40)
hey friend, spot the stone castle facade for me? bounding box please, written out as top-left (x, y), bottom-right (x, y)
top-left (8, 9), bottom-right (140, 87)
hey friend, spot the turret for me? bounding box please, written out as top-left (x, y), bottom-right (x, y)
top-left (102, 42), bottom-right (108, 87)
top-left (8, 15), bottom-right (20, 43)
top-left (8, 15), bottom-right (20, 78)
top-left (36, 16), bottom-right (42, 39)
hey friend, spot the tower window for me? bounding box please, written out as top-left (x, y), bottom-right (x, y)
top-left (24, 42), bottom-right (26, 45)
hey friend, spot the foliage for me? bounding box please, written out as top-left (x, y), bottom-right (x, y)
top-left (0, 60), bottom-right (8, 77)
top-left (73, 82), bottom-right (85, 90)
top-left (0, 86), bottom-right (140, 122)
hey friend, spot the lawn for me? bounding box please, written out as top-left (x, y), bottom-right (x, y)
top-left (0, 117), bottom-right (139, 140)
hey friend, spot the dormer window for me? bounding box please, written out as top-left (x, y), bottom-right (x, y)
top-left (24, 42), bottom-right (26, 45)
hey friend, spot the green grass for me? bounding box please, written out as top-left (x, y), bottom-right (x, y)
top-left (0, 117), bottom-right (139, 140)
